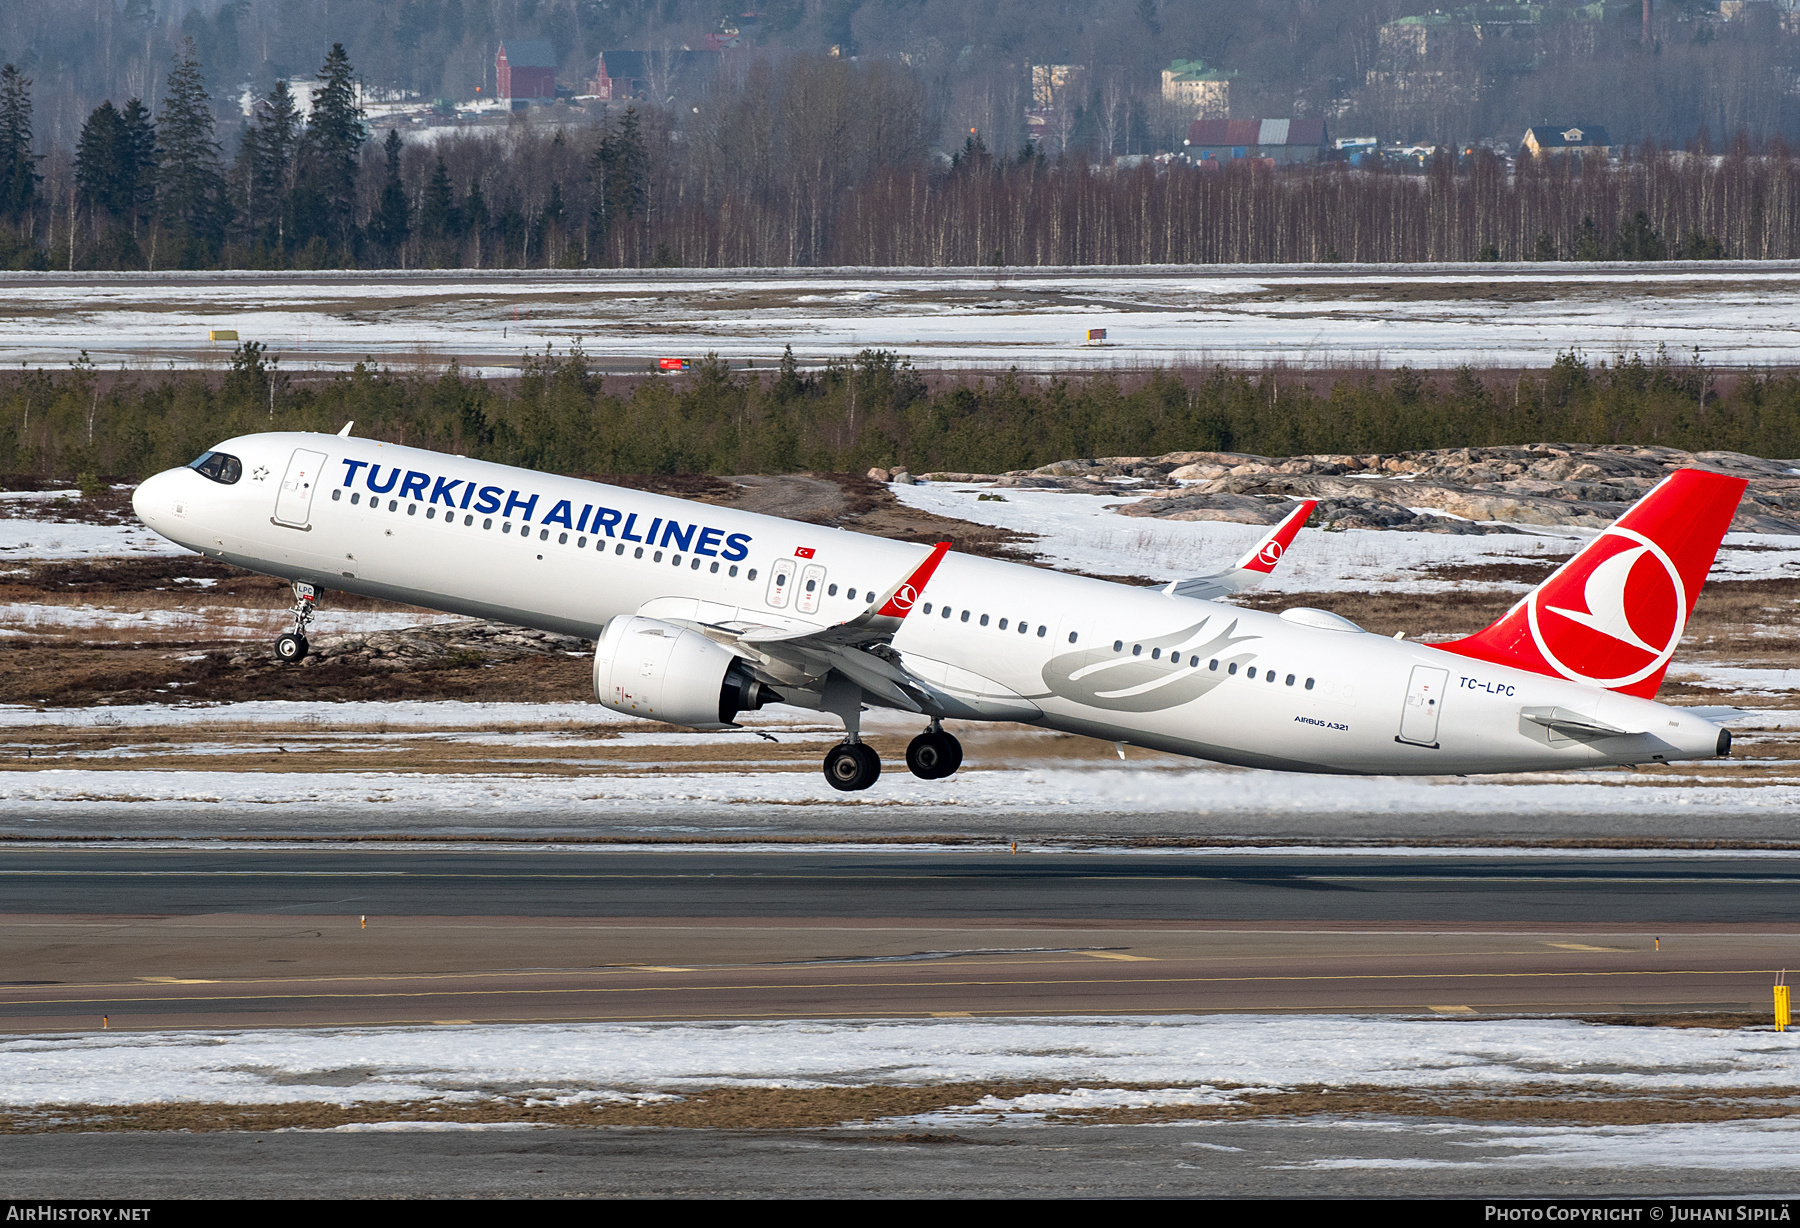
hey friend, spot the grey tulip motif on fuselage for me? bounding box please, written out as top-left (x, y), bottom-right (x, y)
top-left (1034, 617), bottom-right (1259, 712)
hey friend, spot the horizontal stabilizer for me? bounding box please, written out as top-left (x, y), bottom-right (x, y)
top-left (1519, 706), bottom-right (1642, 739)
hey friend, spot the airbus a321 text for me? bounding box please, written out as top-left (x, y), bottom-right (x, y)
top-left (133, 430), bottom-right (1743, 790)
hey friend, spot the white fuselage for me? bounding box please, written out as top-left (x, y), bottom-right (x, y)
top-left (132, 432), bottom-right (1726, 775)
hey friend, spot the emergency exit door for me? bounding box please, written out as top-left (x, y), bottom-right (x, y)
top-left (274, 448), bottom-right (327, 528)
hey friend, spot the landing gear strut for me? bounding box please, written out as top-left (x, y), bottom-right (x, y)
top-left (275, 581), bottom-right (315, 664)
top-left (906, 724), bottom-right (963, 780)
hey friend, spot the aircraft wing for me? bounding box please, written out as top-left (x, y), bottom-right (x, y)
top-left (661, 541), bottom-right (957, 714)
top-left (1163, 499), bottom-right (1318, 601)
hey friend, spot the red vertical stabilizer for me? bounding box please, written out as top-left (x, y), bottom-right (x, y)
top-left (1436, 468), bottom-right (1746, 698)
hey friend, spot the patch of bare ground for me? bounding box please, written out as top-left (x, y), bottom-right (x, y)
top-left (0, 643), bottom-right (595, 708)
top-left (5, 1081), bottom-right (1794, 1134)
top-left (0, 556), bottom-right (425, 611)
top-left (0, 487), bottom-right (136, 525)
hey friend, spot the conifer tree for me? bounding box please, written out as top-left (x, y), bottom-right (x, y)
top-left (369, 128), bottom-right (411, 261)
top-left (156, 38), bottom-right (228, 259)
top-left (298, 43), bottom-right (367, 251)
top-left (0, 64), bottom-right (40, 227)
top-left (76, 102), bottom-right (131, 217)
top-left (236, 80), bottom-right (300, 251)
top-left (120, 99), bottom-right (158, 232)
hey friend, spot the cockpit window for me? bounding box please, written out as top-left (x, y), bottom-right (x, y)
top-left (188, 452), bottom-right (242, 485)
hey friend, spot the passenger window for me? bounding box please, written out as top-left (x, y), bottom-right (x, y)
top-left (1210, 659), bottom-right (1218, 670)
top-left (1228, 663), bottom-right (1238, 675)
top-left (827, 583), bottom-right (838, 596)
top-left (960, 610), bottom-right (970, 623)
top-left (425, 506), bottom-right (435, 518)
top-left (558, 532), bottom-right (568, 544)
top-left (1068, 632), bottom-right (1078, 643)
top-left (691, 558), bottom-right (701, 569)
top-left (503, 522), bottom-right (512, 534)
top-left (1113, 640), bottom-right (1123, 652)
top-left (483, 518), bottom-right (492, 529)
top-left (1305, 677), bottom-right (1315, 689)
top-left (1132, 645), bottom-right (1142, 657)
top-left (748, 568), bottom-right (758, 580)
top-left (634, 547), bottom-right (644, 558)
top-left (1151, 648), bottom-right (1160, 660)
top-left (615, 544), bottom-right (624, 555)
top-left (388, 500), bottom-right (398, 511)
top-left (351, 492), bottom-right (361, 505)
top-left (1037, 626), bottom-right (1046, 637)
top-left (1286, 674), bottom-right (1296, 686)
top-left (729, 565), bottom-right (739, 577)
top-left (672, 554), bottom-right (682, 566)
top-left (710, 561), bottom-right (719, 573)
top-left (1019, 623), bottom-right (1029, 635)
top-left (1268, 671), bottom-right (1278, 683)
top-left (998, 618), bottom-right (1008, 630)
top-left (942, 607), bottom-right (952, 619)
top-left (846, 588), bottom-right (856, 599)
top-left (654, 551), bottom-right (664, 562)
top-left (540, 529), bottom-right (549, 541)
top-left (407, 504), bottom-right (417, 516)
top-left (1248, 667), bottom-right (1257, 679)
top-left (578, 536), bottom-right (587, 547)
top-left (332, 489), bottom-right (342, 502)
top-left (980, 614), bottom-right (989, 626)
top-left (923, 603), bottom-right (933, 615)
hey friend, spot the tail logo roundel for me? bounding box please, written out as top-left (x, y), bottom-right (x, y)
top-left (889, 583), bottom-right (918, 611)
top-left (1256, 540), bottom-right (1285, 567)
top-left (1525, 527), bottom-right (1687, 689)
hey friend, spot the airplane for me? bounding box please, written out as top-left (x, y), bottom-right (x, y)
top-left (133, 430), bottom-right (1742, 790)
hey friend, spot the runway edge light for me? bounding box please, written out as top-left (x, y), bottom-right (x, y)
top-left (1776, 971), bottom-right (1790, 1033)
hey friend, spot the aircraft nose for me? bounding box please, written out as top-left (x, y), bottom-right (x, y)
top-left (131, 469), bottom-right (178, 528)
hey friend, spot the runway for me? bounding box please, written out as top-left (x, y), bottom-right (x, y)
top-left (4, 847), bottom-right (1795, 1030)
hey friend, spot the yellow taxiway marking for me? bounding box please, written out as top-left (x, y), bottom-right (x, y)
top-left (7, 967), bottom-right (1776, 1011)
top-left (628, 966), bottom-right (694, 973)
top-left (1546, 943), bottom-right (1632, 952)
top-left (1429, 1005), bottom-right (1477, 1014)
top-left (929, 1012), bottom-right (973, 1018)
top-left (135, 977), bottom-right (218, 984)
top-left (1077, 951), bottom-right (1157, 962)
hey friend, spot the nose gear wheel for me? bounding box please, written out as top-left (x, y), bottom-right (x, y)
top-left (276, 581), bottom-right (316, 665)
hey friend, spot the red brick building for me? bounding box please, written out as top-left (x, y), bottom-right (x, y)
top-left (497, 40), bottom-right (557, 102)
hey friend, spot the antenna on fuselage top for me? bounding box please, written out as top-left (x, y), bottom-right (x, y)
top-left (338, 421), bottom-right (354, 437)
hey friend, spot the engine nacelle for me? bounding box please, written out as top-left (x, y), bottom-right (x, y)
top-left (592, 615), bottom-right (779, 730)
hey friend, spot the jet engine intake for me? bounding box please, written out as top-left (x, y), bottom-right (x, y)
top-left (592, 615), bottom-right (779, 729)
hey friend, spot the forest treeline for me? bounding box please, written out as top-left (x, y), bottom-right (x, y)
top-left (5, 346), bottom-right (1798, 483)
top-left (1, 43), bottom-right (1792, 270)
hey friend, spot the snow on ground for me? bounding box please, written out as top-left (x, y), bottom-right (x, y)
top-left (4, 1015), bottom-right (1796, 1109)
top-left (1, 763), bottom-right (1792, 819)
top-left (7, 264), bottom-right (1800, 373)
top-left (891, 481), bottom-right (1800, 591)
top-left (1267, 1118), bottom-right (1800, 1172)
top-left (0, 517), bottom-right (187, 561)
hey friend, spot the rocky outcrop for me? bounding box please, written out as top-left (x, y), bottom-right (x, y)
top-left (228, 620), bottom-right (589, 669)
top-left (918, 444), bottom-right (1800, 533)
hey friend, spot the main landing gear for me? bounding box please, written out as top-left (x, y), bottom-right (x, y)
top-left (274, 581), bottom-right (316, 664)
top-left (906, 724), bottom-right (963, 780)
top-left (823, 724), bottom-right (964, 792)
top-left (824, 741), bottom-right (882, 791)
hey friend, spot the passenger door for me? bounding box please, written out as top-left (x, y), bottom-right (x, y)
top-left (273, 448), bottom-right (328, 528)
top-left (765, 557), bottom-right (797, 608)
top-left (1397, 664), bottom-right (1449, 747)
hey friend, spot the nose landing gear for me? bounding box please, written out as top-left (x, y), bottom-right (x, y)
top-left (906, 724), bottom-right (963, 780)
top-left (274, 581), bottom-right (316, 664)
